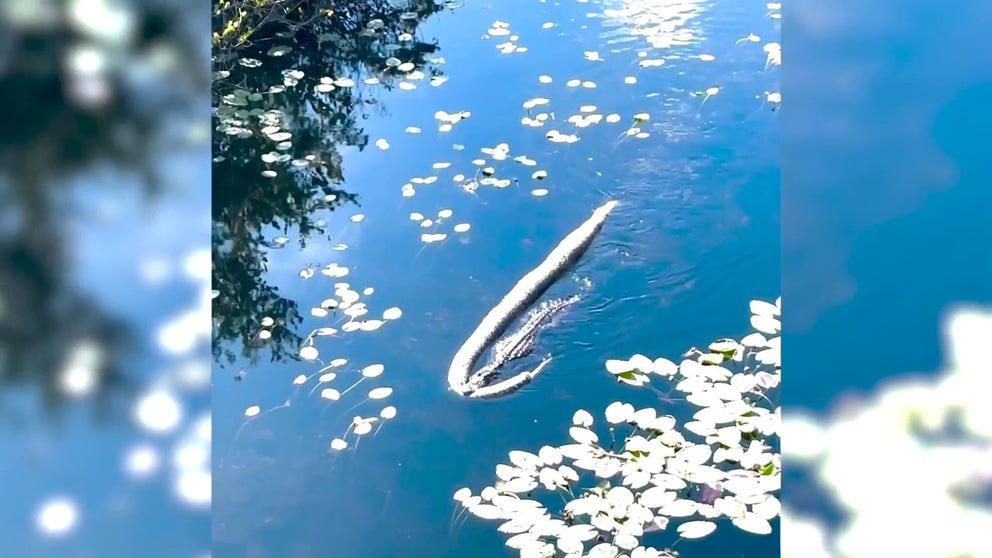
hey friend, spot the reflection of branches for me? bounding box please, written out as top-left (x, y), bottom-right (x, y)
top-left (0, 0), bottom-right (204, 420)
top-left (211, 0), bottom-right (447, 366)
top-left (211, 186), bottom-right (357, 366)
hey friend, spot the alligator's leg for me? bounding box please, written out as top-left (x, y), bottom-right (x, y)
top-left (467, 355), bottom-right (553, 399)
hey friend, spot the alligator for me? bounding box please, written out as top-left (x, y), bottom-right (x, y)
top-left (465, 295), bottom-right (581, 391)
top-left (448, 200), bottom-right (618, 398)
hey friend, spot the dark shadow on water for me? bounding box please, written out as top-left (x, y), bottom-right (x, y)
top-left (211, 0), bottom-right (451, 368)
top-left (0, 0), bottom-right (205, 423)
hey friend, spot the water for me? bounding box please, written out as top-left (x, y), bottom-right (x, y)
top-left (779, 2), bottom-right (992, 551)
top-left (212, 0), bottom-right (780, 556)
top-left (782, 0), bottom-right (992, 410)
top-left (1, 177), bottom-right (211, 557)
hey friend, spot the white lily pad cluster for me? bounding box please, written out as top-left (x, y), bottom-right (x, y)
top-left (520, 96), bottom-right (553, 129)
top-left (213, 18), bottom-right (452, 179)
top-left (409, 207), bottom-right (471, 243)
top-left (564, 78), bottom-right (599, 89)
top-left (403, 130), bottom-right (551, 198)
top-left (762, 42), bottom-right (781, 70)
top-left (215, 88), bottom-right (302, 178)
top-left (782, 304), bottom-right (992, 558)
top-left (545, 129), bottom-right (582, 145)
top-left (400, 172), bottom-right (441, 197)
top-left (609, 112), bottom-right (654, 142)
top-left (519, 97), bottom-right (625, 138)
top-left (766, 2), bottom-right (781, 20)
top-left (763, 91), bottom-right (781, 110)
top-left (314, 75), bottom-right (357, 93)
top-left (455, 299), bottom-right (781, 557)
top-left (328, 405), bottom-right (397, 452)
top-left (507, 0), bottom-right (782, 151)
top-left (283, 254), bottom-right (403, 359)
top-left (255, 316), bottom-right (278, 341)
top-left (436, 141), bottom-right (548, 196)
top-left (485, 20), bottom-right (527, 54)
top-left (435, 109), bottom-right (472, 132)
top-left (295, 282), bottom-right (405, 361)
top-left (239, 359), bottom-right (397, 451)
top-left (355, 14), bottom-right (449, 92)
top-left (380, 53), bottom-right (447, 92)
top-left (517, 85), bottom-right (649, 146)
top-left (564, 107), bottom-right (606, 130)
top-left (297, 360), bottom-right (398, 452)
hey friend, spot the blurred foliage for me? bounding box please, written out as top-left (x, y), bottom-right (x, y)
top-left (211, 0), bottom-right (449, 366)
top-left (0, 0), bottom-right (206, 419)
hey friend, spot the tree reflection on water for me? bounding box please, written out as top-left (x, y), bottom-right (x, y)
top-left (211, 0), bottom-right (449, 367)
top-left (0, 0), bottom-right (205, 420)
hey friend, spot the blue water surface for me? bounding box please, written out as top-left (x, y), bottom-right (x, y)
top-left (782, 0), bottom-right (992, 410)
top-left (213, 1), bottom-right (780, 556)
top-left (1, 165), bottom-right (211, 558)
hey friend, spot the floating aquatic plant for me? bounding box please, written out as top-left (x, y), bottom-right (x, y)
top-left (735, 33), bottom-right (761, 45)
top-left (278, 271), bottom-right (406, 369)
top-left (782, 305), bottom-right (992, 558)
top-left (484, 20), bottom-right (527, 54)
top-left (408, 207), bottom-right (474, 246)
top-left (223, 0), bottom-right (782, 545)
top-left (763, 92), bottom-right (781, 110)
top-left (212, 0), bottom-right (451, 368)
top-left (455, 299), bottom-right (781, 557)
top-left (762, 43), bottom-right (781, 70)
top-left (435, 109), bottom-right (472, 132)
top-left (236, 356), bottom-right (395, 449)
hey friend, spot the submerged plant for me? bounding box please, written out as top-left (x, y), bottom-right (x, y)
top-left (454, 298), bottom-right (781, 557)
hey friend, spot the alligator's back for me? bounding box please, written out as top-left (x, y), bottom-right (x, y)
top-left (491, 295), bottom-right (580, 363)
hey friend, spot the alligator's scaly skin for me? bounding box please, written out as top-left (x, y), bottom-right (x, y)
top-left (467, 295), bottom-right (580, 390)
top-left (448, 200), bottom-right (618, 397)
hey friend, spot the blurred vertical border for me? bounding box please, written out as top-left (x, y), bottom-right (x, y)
top-left (0, 0), bottom-right (210, 556)
top-left (782, 0), bottom-right (992, 556)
